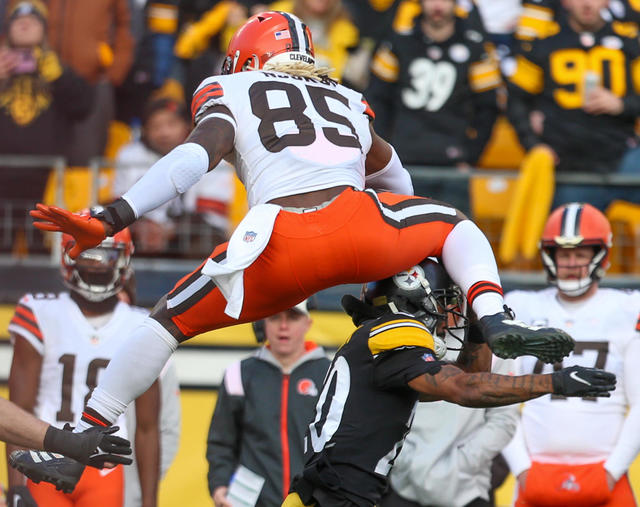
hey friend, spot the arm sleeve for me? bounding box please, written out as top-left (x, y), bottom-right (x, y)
top-left (373, 347), bottom-right (444, 390)
top-left (604, 337), bottom-right (640, 480)
top-left (621, 52), bottom-right (640, 118)
top-left (206, 369), bottom-right (244, 495)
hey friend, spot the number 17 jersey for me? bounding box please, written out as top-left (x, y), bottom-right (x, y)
top-left (191, 71), bottom-right (374, 207)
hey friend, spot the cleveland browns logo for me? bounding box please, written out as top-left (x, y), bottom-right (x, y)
top-left (297, 378), bottom-right (318, 396)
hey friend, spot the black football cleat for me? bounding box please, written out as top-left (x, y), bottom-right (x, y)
top-left (479, 307), bottom-right (575, 364)
top-left (9, 450), bottom-right (85, 493)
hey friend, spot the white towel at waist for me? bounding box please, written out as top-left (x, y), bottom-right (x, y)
top-left (201, 203), bottom-right (281, 319)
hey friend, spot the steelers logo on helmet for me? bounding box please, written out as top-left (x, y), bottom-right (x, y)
top-left (364, 258), bottom-right (468, 340)
top-left (393, 265), bottom-right (426, 291)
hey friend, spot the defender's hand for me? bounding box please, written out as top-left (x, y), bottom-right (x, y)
top-left (30, 204), bottom-right (107, 258)
top-left (43, 424), bottom-right (132, 468)
top-left (6, 485), bottom-right (38, 507)
top-left (552, 366), bottom-right (616, 397)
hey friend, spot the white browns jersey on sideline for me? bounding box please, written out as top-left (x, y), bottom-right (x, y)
top-left (8, 292), bottom-right (149, 439)
top-left (192, 70), bottom-right (374, 208)
top-left (505, 287), bottom-right (640, 463)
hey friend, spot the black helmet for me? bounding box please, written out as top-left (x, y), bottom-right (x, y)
top-left (363, 258), bottom-right (466, 336)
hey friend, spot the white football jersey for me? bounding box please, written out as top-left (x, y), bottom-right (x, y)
top-left (505, 287), bottom-right (640, 462)
top-left (192, 70), bottom-right (374, 207)
top-left (8, 293), bottom-right (149, 438)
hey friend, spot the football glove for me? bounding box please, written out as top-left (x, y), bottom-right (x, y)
top-left (43, 424), bottom-right (132, 468)
top-left (552, 365), bottom-right (617, 398)
top-left (30, 204), bottom-right (107, 258)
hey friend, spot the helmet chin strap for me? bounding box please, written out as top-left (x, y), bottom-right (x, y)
top-left (556, 277), bottom-right (593, 297)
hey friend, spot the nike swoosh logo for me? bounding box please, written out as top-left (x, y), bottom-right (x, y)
top-left (570, 371), bottom-right (591, 385)
top-left (99, 467), bottom-right (118, 477)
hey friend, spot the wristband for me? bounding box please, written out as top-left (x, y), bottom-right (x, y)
top-left (90, 198), bottom-right (136, 235)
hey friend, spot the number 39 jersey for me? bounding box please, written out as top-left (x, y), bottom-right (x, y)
top-left (8, 293), bottom-right (149, 437)
top-left (191, 71), bottom-right (373, 208)
top-left (297, 312), bottom-right (443, 504)
top-left (505, 287), bottom-right (640, 460)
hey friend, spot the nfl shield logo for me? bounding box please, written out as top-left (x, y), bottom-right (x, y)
top-left (243, 231), bottom-right (257, 242)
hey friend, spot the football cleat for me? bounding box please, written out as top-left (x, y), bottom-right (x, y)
top-left (479, 307), bottom-right (575, 363)
top-left (9, 450), bottom-right (85, 494)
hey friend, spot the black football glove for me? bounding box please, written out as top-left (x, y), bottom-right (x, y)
top-left (6, 485), bottom-right (38, 507)
top-left (43, 424), bottom-right (133, 468)
top-left (552, 366), bottom-right (617, 397)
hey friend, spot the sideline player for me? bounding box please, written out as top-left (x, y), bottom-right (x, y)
top-left (503, 202), bottom-right (640, 506)
top-left (285, 258), bottom-right (616, 506)
top-left (20, 11), bottom-right (574, 490)
top-left (6, 229), bottom-right (160, 506)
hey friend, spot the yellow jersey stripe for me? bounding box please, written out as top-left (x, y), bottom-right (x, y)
top-left (368, 325), bottom-right (435, 356)
top-left (371, 318), bottom-right (427, 333)
top-left (510, 55), bottom-right (544, 94)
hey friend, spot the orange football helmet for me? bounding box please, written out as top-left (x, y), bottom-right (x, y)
top-left (540, 202), bottom-right (612, 296)
top-left (222, 11), bottom-right (315, 75)
top-left (61, 212), bottom-right (134, 302)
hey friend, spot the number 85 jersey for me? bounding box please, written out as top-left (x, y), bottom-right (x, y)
top-left (191, 71), bottom-right (373, 208)
top-left (8, 292), bottom-right (148, 436)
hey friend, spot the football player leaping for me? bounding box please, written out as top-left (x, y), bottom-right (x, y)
top-left (19, 10), bottom-right (574, 491)
top-left (6, 228), bottom-right (161, 506)
top-left (285, 259), bottom-right (616, 507)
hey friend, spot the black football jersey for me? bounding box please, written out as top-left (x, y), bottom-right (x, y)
top-left (366, 18), bottom-right (500, 165)
top-left (507, 21), bottom-right (640, 170)
top-left (297, 312), bottom-right (443, 506)
top-left (516, 0), bottom-right (640, 41)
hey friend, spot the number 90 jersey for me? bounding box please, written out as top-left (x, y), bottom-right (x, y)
top-left (8, 293), bottom-right (149, 437)
top-left (297, 312), bottom-right (443, 504)
top-left (191, 71), bottom-right (373, 208)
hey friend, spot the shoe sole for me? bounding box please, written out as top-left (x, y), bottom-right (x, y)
top-left (490, 333), bottom-right (575, 364)
top-left (9, 455), bottom-right (79, 494)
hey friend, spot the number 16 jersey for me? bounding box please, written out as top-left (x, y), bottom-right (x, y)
top-left (191, 71), bottom-right (374, 208)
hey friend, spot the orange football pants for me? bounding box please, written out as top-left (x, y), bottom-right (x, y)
top-left (27, 464), bottom-right (123, 507)
top-left (515, 461), bottom-right (636, 507)
top-left (166, 188), bottom-right (464, 337)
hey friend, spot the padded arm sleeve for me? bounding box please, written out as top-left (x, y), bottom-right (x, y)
top-left (122, 142), bottom-right (210, 218)
top-left (365, 146), bottom-right (414, 195)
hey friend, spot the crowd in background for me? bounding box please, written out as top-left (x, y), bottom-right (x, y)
top-left (1, 0), bottom-right (640, 262)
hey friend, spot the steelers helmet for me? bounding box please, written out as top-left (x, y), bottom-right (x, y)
top-left (363, 258), bottom-right (466, 336)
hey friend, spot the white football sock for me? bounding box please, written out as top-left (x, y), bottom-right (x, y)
top-left (75, 318), bottom-right (178, 432)
top-left (442, 220), bottom-right (504, 319)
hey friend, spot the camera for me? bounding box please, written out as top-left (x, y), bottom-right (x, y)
top-left (11, 49), bottom-right (37, 74)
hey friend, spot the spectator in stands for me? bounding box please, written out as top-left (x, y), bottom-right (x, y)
top-left (0, 0), bottom-right (92, 253)
top-left (46, 0), bottom-right (135, 165)
top-left (113, 97), bottom-right (233, 256)
top-left (366, 0), bottom-right (500, 210)
top-left (207, 300), bottom-right (330, 507)
top-left (266, 0), bottom-right (361, 84)
top-left (503, 202), bottom-right (640, 506)
top-left (507, 0), bottom-right (640, 210)
top-left (380, 341), bottom-right (518, 507)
